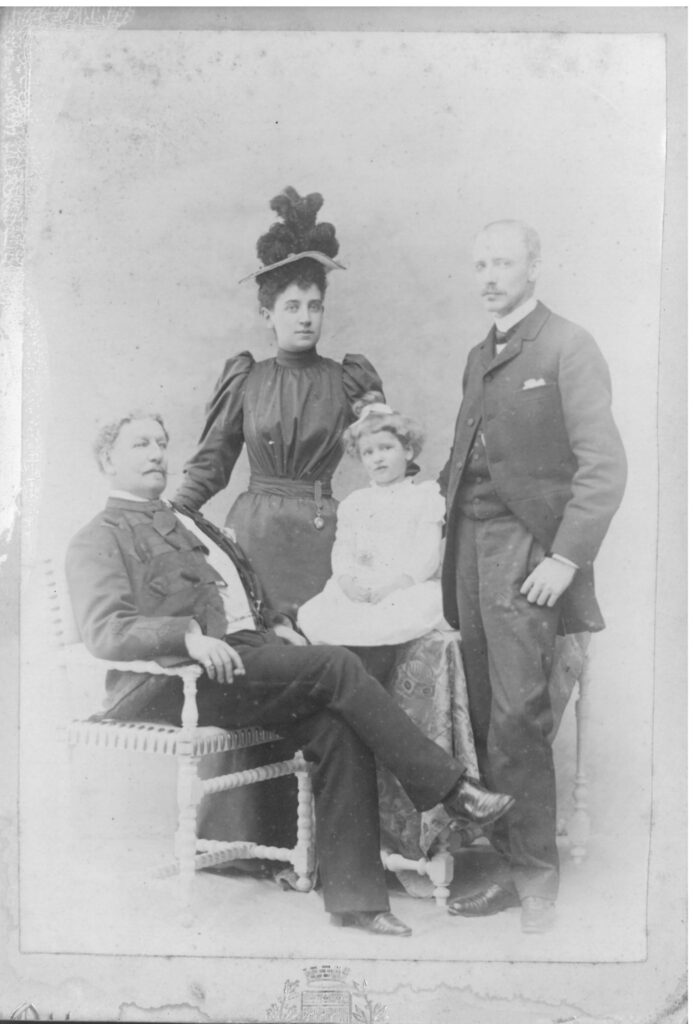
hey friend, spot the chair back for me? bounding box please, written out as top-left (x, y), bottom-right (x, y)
top-left (43, 556), bottom-right (81, 650)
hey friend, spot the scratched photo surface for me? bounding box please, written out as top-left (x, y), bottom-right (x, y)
top-left (3, 8), bottom-right (685, 1024)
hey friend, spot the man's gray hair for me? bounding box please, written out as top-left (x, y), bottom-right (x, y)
top-left (93, 410), bottom-right (169, 471)
top-left (482, 219), bottom-right (542, 262)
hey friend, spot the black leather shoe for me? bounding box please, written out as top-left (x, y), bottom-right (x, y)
top-left (520, 897), bottom-right (555, 933)
top-left (443, 775), bottom-right (515, 827)
top-left (448, 882), bottom-right (520, 917)
top-left (331, 910), bottom-right (412, 937)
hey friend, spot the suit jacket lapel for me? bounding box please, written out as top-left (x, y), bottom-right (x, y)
top-left (483, 301), bottom-right (552, 374)
top-left (516, 300), bottom-right (551, 342)
top-left (479, 327), bottom-right (496, 371)
top-left (486, 332), bottom-right (523, 373)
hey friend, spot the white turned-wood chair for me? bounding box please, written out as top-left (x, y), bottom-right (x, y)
top-left (549, 630), bottom-right (593, 864)
top-left (43, 556), bottom-right (315, 917)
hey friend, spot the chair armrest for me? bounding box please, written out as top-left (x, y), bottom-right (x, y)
top-left (65, 642), bottom-right (204, 731)
top-left (65, 642), bottom-right (199, 676)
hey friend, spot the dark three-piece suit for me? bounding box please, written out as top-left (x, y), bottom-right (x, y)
top-left (66, 497), bottom-right (463, 914)
top-left (439, 300), bottom-right (627, 899)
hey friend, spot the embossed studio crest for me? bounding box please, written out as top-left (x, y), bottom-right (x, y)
top-left (266, 964), bottom-right (388, 1023)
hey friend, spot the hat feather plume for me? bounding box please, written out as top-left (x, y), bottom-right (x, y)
top-left (257, 186), bottom-right (339, 265)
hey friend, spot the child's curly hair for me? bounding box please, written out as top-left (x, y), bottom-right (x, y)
top-left (342, 391), bottom-right (425, 461)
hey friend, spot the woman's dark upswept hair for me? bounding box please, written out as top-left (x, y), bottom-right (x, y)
top-left (255, 186), bottom-right (340, 309)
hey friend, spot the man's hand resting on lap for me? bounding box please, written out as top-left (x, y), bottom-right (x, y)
top-left (184, 620), bottom-right (245, 684)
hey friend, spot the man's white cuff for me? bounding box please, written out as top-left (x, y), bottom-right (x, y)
top-left (550, 552), bottom-right (578, 571)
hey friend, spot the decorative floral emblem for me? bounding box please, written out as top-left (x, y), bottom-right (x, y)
top-left (266, 964), bottom-right (388, 1023)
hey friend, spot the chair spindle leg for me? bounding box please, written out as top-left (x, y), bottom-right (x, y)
top-left (292, 754), bottom-right (314, 892)
top-left (569, 651), bottom-right (592, 864)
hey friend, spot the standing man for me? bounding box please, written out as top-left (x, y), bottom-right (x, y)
top-left (440, 220), bottom-right (627, 933)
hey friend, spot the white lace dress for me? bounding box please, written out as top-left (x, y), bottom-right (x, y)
top-left (298, 478), bottom-right (446, 646)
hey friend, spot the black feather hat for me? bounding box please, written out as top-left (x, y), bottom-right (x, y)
top-left (239, 186), bottom-right (346, 283)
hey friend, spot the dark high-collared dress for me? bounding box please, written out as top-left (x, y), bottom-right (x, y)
top-left (174, 348), bottom-right (385, 618)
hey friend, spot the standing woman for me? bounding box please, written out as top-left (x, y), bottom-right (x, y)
top-left (175, 187), bottom-right (385, 617)
top-left (174, 188), bottom-right (385, 863)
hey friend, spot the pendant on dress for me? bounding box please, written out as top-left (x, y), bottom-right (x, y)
top-left (313, 481), bottom-right (326, 529)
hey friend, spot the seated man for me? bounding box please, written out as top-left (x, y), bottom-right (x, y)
top-left (66, 411), bottom-right (514, 938)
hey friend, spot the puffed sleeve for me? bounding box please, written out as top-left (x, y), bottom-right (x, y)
top-left (402, 482), bottom-right (445, 582)
top-left (174, 352), bottom-right (255, 511)
top-left (341, 354), bottom-right (385, 415)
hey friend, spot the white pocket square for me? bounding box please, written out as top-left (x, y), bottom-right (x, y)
top-left (521, 378), bottom-right (547, 390)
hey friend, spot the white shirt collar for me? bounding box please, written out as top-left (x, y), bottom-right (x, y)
top-left (494, 296), bottom-right (538, 334)
top-left (110, 489), bottom-right (157, 502)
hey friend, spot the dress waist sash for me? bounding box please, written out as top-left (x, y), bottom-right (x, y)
top-left (249, 475), bottom-right (333, 500)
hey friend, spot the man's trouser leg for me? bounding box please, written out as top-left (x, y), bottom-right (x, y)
top-left (283, 709), bottom-right (390, 914)
top-left (228, 642), bottom-right (461, 909)
top-left (142, 638), bottom-right (463, 913)
top-left (454, 515), bottom-right (560, 901)
top-left (218, 638), bottom-right (463, 811)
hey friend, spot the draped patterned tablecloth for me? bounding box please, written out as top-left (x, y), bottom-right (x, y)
top-left (377, 628), bottom-right (589, 897)
top-left (377, 629), bottom-right (479, 870)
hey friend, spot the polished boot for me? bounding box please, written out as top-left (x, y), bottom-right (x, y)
top-left (520, 897), bottom-right (556, 934)
top-left (331, 910), bottom-right (412, 937)
top-left (448, 882), bottom-right (520, 917)
top-left (442, 775), bottom-right (515, 827)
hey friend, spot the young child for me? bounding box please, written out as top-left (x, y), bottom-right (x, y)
top-left (297, 398), bottom-right (446, 647)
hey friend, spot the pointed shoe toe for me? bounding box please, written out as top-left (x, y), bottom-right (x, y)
top-left (448, 883), bottom-right (521, 917)
top-left (443, 776), bottom-right (515, 827)
top-left (332, 910), bottom-right (413, 937)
